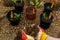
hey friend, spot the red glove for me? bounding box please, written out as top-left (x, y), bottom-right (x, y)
top-left (22, 30), bottom-right (27, 40)
top-left (21, 30), bottom-right (34, 40)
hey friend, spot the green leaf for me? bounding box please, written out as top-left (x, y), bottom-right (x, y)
top-left (35, 0), bottom-right (40, 6)
top-left (17, 14), bottom-right (20, 18)
top-left (13, 0), bottom-right (17, 4)
top-left (43, 13), bottom-right (46, 17)
top-left (36, 2), bottom-right (40, 6)
top-left (30, 1), bottom-right (34, 5)
top-left (36, 0), bottom-right (38, 2)
top-left (39, 1), bottom-right (44, 6)
top-left (14, 13), bottom-right (20, 19)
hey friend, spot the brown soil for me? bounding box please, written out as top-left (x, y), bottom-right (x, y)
top-left (0, 0), bottom-right (60, 40)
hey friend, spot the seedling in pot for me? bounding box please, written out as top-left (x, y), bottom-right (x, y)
top-left (6, 10), bottom-right (21, 26)
top-left (26, 6), bottom-right (36, 20)
top-left (40, 12), bottom-right (53, 30)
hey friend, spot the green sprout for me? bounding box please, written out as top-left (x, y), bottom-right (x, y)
top-left (30, 1), bottom-right (34, 6)
top-left (29, 0), bottom-right (40, 7)
top-left (47, 6), bottom-right (50, 9)
top-left (35, 0), bottom-right (40, 6)
top-left (14, 13), bottom-right (20, 20)
top-left (12, 0), bottom-right (17, 4)
top-left (43, 13), bottom-right (47, 18)
top-left (12, 0), bottom-right (23, 4)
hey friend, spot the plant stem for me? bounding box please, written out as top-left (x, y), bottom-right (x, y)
top-left (49, 12), bottom-right (53, 19)
top-left (33, 9), bottom-right (35, 14)
top-left (51, 1), bottom-right (54, 8)
top-left (11, 11), bottom-right (13, 18)
top-left (21, 0), bottom-right (22, 3)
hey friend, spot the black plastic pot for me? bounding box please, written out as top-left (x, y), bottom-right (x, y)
top-left (6, 10), bottom-right (21, 26)
top-left (40, 12), bottom-right (53, 30)
top-left (13, 0), bottom-right (24, 12)
top-left (44, 2), bottom-right (54, 12)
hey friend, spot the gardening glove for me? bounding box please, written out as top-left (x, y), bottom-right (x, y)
top-left (22, 30), bottom-right (34, 40)
top-left (36, 26), bottom-right (48, 40)
top-left (22, 24), bottom-right (48, 40)
top-left (27, 24), bottom-right (48, 40)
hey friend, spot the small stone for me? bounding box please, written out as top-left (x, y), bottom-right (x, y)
top-left (0, 14), bottom-right (5, 19)
top-left (55, 24), bottom-right (58, 26)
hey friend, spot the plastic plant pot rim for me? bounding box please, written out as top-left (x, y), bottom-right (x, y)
top-left (13, 0), bottom-right (24, 4)
top-left (14, 2), bottom-right (24, 6)
top-left (14, 3), bottom-right (24, 7)
top-left (26, 6), bottom-right (36, 14)
top-left (44, 2), bottom-right (54, 10)
top-left (44, 2), bottom-right (52, 6)
top-left (14, 4), bottom-right (24, 7)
